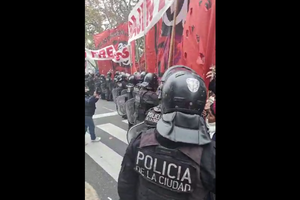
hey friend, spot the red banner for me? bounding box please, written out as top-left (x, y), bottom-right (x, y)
top-left (93, 23), bottom-right (130, 75)
top-left (128, 0), bottom-right (175, 43)
top-left (181, 0), bottom-right (215, 88)
top-left (145, 0), bottom-right (188, 76)
top-left (144, 0), bottom-right (215, 89)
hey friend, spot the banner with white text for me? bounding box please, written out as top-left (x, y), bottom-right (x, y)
top-left (128, 0), bottom-right (174, 43)
top-left (85, 45), bottom-right (130, 64)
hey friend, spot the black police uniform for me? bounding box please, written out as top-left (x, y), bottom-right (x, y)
top-left (94, 74), bottom-right (102, 95)
top-left (115, 74), bottom-right (129, 117)
top-left (99, 75), bottom-right (107, 99)
top-left (133, 73), bottom-right (159, 125)
top-left (127, 74), bottom-right (140, 99)
top-left (118, 68), bottom-right (215, 200)
top-left (144, 104), bottom-right (161, 128)
top-left (106, 72), bottom-right (113, 101)
top-left (86, 74), bottom-right (95, 96)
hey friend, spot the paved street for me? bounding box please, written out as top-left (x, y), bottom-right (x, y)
top-left (85, 98), bottom-right (129, 200)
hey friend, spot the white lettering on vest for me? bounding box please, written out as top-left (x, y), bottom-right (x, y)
top-left (136, 151), bottom-right (144, 164)
top-left (135, 151), bottom-right (194, 192)
top-left (181, 168), bottom-right (192, 184)
top-left (145, 111), bottom-right (161, 123)
top-left (153, 158), bottom-right (161, 174)
top-left (167, 163), bottom-right (176, 179)
top-left (144, 155), bottom-right (153, 170)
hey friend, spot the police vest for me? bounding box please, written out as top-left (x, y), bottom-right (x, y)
top-left (134, 90), bottom-right (158, 124)
top-left (134, 130), bottom-right (209, 200)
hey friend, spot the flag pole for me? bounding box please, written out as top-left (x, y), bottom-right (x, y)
top-left (143, 0), bottom-right (147, 72)
top-left (167, 0), bottom-right (178, 69)
top-left (129, 43), bottom-right (133, 74)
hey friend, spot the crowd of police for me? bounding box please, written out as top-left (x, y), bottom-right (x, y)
top-left (85, 65), bottom-right (216, 200)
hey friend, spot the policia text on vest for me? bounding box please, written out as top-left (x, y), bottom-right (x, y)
top-left (134, 150), bottom-right (196, 193)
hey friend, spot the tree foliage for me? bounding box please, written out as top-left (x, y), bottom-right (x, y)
top-left (85, 0), bottom-right (105, 49)
top-left (85, 0), bottom-right (143, 60)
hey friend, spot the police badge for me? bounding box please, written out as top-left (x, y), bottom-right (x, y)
top-left (186, 78), bottom-right (200, 93)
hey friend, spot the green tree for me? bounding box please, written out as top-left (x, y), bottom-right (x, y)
top-left (85, 0), bottom-right (144, 62)
top-left (85, 0), bottom-right (104, 49)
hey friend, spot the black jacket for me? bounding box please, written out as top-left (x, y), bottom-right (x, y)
top-left (117, 130), bottom-right (215, 200)
top-left (85, 95), bottom-right (98, 116)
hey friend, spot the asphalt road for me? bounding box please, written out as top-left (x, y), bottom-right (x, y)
top-left (85, 98), bottom-right (129, 200)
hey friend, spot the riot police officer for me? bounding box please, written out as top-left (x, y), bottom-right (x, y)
top-left (118, 69), bottom-right (215, 200)
top-left (113, 71), bottom-right (120, 88)
top-left (133, 73), bottom-right (159, 125)
top-left (94, 73), bottom-right (102, 95)
top-left (126, 75), bottom-right (138, 100)
top-left (86, 73), bottom-right (95, 96)
top-left (114, 71), bottom-right (120, 77)
top-left (126, 65), bottom-right (196, 143)
top-left (99, 74), bottom-right (106, 99)
top-left (140, 71), bottom-right (147, 81)
top-left (114, 74), bottom-right (128, 96)
top-left (114, 74), bottom-right (129, 117)
top-left (125, 73), bottom-right (143, 130)
top-left (106, 71), bottom-right (113, 101)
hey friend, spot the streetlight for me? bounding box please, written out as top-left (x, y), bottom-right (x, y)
top-left (87, 39), bottom-right (92, 44)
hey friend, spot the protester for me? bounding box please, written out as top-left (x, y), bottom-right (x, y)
top-left (85, 90), bottom-right (101, 144)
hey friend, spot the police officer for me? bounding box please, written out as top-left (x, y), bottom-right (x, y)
top-left (116, 74), bottom-right (128, 94)
top-left (94, 73), bottom-right (101, 95)
top-left (114, 74), bottom-right (129, 114)
top-left (127, 66), bottom-right (195, 143)
top-left (86, 73), bottom-right (95, 96)
top-left (106, 71), bottom-right (113, 101)
top-left (118, 69), bottom-right (215, 200)
top-left (133, 73), bottom-right (159, 125)
top-left (126, 75), bottom-right (138, 100)
top-left (99, 74), bottom-right (106, 99)
top-left (113, 71), bottom-right (120, 88)
top-left (140, 71), bottom-right (147, 80)
top-left (145, 66), bottom-right (196, 129)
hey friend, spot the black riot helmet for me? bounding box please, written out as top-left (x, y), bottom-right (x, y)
top-left (161, 65), bottom-right (196, 83)
top-left (160, 70), bottom-right (207, 115)
top-left (133, 71), bottom-right (140, 76)
top-left (140, 71), bottom-right (147, 80)
top-left (114, 71), bottom-right (120, 76)
top-left (127, 75), bottom-right (137, 87)
top-left (140, 73), bottom-right (158, 91)
top-left (114, 75), bottom-right (119, 82)
top-left (96, 73), bottom-right (100, 77)
top-left (134, 72), bottom-right (142, 83)
top-left (117, 74), bottom-right (127, 83)
top-left (156, 70), bottom-right (210, 145)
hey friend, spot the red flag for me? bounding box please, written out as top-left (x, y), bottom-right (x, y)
top-left (181, 0), bottom-right (215, 88)
top-left (130, 41), bottom-right (137, 73)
